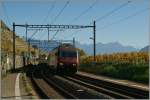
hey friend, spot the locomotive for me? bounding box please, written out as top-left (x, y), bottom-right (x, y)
top-left (46, 43), bottom-right (79, 74)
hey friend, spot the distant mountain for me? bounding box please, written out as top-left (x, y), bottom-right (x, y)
top-left (140, 45), bottom-right (149, 52)
top-left (29, 40), bottom-right (60, 52)
top-left (75, 42), bottom-right (139, 55)
top-left (29, 39), bottom-right (139, 55)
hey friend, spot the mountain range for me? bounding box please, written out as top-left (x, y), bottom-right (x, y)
top-left (75, 42), bottom-right (139, 55)
top-left (29, 39), bottom-right (148, 55)
top-left (140, 45), bottom-right (149, 52)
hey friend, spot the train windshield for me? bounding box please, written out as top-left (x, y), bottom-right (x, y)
top-left (59, 51), bottom-right (77, 57)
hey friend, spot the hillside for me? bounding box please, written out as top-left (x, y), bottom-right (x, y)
top-left (1, 20), bottom-right (38, 55)
top-left (140, 45), bottom-right (149, 52)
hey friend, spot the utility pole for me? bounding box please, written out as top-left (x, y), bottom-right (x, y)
top-left (28, 39), bottom-right (31, 64)
top-left (73, 37), bottom-right (75, 47)
top-left (25, 24), bottom-right (28, 65)
top-left (34, 46), bottom-right (36, 64)
top-left (13, 22), bottom-right (15, 70)
top-left (48, 27), bottom-right (49, 42)
top-left (38, 40), bottom-right (40, 59)
top-left (93, 20), bottom-right (96, 62)
top-left (25, 24), bottom-right (27, 42)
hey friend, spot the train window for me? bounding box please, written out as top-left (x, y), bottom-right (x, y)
top-left (59, 51), bottom-right (77, 57)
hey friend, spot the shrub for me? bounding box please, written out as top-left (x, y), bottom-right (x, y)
top-left (79, 63), bottom-right (149, 84)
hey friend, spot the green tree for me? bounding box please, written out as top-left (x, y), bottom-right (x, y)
top-left (77, 48), bottom-right (86, 57)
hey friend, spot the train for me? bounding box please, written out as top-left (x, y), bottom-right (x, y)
top-left (46, 43), bottom-right (79, 74)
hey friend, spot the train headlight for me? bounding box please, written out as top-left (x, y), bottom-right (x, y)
top-left (59, 62), bottom-right (64, 66)
top-left (73, 64), bottom-right (76, 66)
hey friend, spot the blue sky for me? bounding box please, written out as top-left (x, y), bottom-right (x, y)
top-left (0, 0), bottom-right (149, 48)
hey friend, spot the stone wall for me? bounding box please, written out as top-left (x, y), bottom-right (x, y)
top-left (1, 51), bottom-right (27, 76)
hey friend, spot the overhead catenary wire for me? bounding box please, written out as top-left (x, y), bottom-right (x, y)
top-left (42, 0), bottom-right (56, 23)
top-left (51, 0), bottom-right (71, 24)
top-left (42, 30), bottom-right (59, 52)
top-left (89, 1), bottom-right (131, 25)
top-left (50, 0), bottom-right (71, 41)
top-left (30, 29), bottom-right (43, 40)
top-left (50, 30), bottom-right (60, 40)
top-left (44, 0), bottom-right (70, 51)
top-left (64, 0), bottom-right (99, 39)
top-left (30, 0), bottom-right (56, 40)
top-left (68, 0), bottom-right (132, 39)
top-left (99, 7), bottom-right (149, 30)
top-left (70, 0), bottom-right (98, 23)
top-left (43, 0), bottom-right (97, 41)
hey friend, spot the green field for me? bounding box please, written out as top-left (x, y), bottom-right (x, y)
top-left (79, 52), bottom-right (149, 84)
top-left (79, 63), bottom-right (149, 84)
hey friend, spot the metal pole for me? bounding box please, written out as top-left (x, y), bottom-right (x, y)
top-left (34, 47), bottom-right (35, 64)
top-left (25, 24), bottom-right (27, 42)
top-left (73, 37), bottom-right (75, 47)
top-left (25, 24), bottom-right (27, 65)
top-left (38, 40), bottom-right (40, 58)
top-left (48, 27), bottom-right (49, 41)
top-left (28, 39), bottom-right (31, 64)
top-left (93, 21), bottom-right (96, 62)
top-left (13, 22), bottom-right (15, 70)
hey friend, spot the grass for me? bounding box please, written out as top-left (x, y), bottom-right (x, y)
top-left (22, 73), bottom-right (34, 99)
top-left (79, 63), bottom-right (149, 84)
top-left (22, 73), bottom-right (32, 92)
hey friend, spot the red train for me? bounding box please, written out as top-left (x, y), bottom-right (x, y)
top-left (46, 43), bottom-right (79, 74)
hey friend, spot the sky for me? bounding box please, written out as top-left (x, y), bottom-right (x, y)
top-left (0, 0), bottom-right (149, 49)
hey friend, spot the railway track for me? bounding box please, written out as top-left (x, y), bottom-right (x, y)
top-left (27, 65), bottom-right (108, 99)
top-left (27, 65), bottom-right (63, 99)
top-left (29, 67), bottom-right (50, 99)
top-left (62, 73), bottom-right (149, 99)
top-left (42, 73), bottom-right (78, 99)
top-left (42, 71), bottom-right (109, 99)
top-left (26, 65), bottom-right (149, 99)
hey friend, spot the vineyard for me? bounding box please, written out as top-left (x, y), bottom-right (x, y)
top-left (82, 52), bottom-right (149, 65)
top-left (80, 52), bottom-right (149, 84)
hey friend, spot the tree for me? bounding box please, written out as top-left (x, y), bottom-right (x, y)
top-left (76, 48), bottom-right (86, 57)
top-left (31, 51), bottom-right (36, 57)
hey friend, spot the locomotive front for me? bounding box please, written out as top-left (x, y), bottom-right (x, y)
top-left (57, 44), bottom-right (79, 74)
